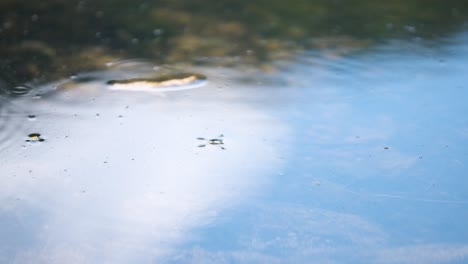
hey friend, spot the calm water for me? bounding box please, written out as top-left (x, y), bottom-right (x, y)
top-left (1, 1), bottom-right (468, 263)
top-left (1, 31), bottom-right (467, 263)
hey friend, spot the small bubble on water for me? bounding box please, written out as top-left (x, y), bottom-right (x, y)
top-left (153, 29), bottom-right (163, 36)
top-left (404, 25), bottom-right (416, 33)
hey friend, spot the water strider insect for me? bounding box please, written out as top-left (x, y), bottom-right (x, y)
top-left (197, 134), bottom-right (225, 150)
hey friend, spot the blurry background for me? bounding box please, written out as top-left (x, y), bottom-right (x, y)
top-left (1, 0), bottom-right (467, 85)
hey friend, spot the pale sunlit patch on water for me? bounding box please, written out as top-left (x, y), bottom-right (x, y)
top-left (0, 62), bottom-right (289, 263)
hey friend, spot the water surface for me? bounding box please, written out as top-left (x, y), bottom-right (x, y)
top-left (1, 1), bottom-right (468, 263)
top-left (1, 31), bottom-right (468, 263)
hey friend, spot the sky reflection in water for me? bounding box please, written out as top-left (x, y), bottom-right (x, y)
top-left (168, 34), bottom-right (468, 263)
top-left (1, 33), bottom-right (468, 263)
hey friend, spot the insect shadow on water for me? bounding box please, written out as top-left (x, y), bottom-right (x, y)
top-left (197, 134), bottom-right (225, 150)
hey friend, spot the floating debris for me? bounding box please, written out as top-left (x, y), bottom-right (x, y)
top-left (26, 133), bottom-right (45, 142)
top-left (107, 73), bottom-right (207, 92)
top-left (27, 115), bottom-right (36, 120)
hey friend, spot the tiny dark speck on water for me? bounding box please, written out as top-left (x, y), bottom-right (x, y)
top-left (28, 115), bottom-right (36, 120)
top-left (384, 147), bottom-right (389, 150)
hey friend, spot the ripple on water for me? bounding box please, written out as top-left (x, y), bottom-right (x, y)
top-left (7, 85), bottom-right (33, 96)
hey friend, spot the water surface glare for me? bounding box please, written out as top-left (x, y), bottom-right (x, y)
top-left (1, 33), bottom-right (468, 263)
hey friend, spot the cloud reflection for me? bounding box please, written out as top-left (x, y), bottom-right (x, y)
top-left (0, 66), bottom-right (288, 263)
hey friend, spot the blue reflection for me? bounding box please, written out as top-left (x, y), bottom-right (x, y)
top-left (0, 204), bottom-right (46, 263)
top-left (1, 31), bottom-right (468, 264)
top-left (167, 33), bottom-right (468, 263)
